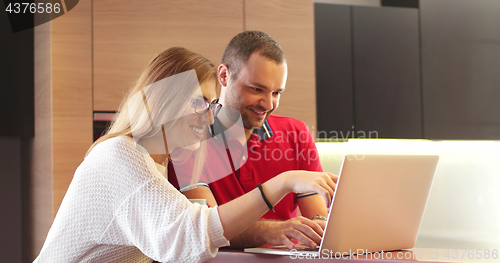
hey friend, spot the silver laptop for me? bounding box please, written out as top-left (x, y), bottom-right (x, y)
top-left (245, 154), bottom-right (439, 256)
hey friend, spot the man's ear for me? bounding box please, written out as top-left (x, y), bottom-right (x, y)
top-left (218, 64), bottom-right (230, 87)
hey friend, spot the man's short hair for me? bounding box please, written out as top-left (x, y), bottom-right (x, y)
top-left (221, 30), bottom-right (286, 80)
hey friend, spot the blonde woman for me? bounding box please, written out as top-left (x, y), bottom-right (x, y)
top-left (34, 47), bottom-right (336, 263)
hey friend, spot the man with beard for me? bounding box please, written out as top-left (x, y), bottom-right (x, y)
top-left (168, 31), bottom-right (334, 249)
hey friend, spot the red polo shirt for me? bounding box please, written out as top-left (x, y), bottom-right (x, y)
top-left (168, 114), bottom-right (323, 220)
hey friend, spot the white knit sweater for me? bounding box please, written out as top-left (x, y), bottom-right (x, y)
top-left (34, 136), bottom-right (229, 263)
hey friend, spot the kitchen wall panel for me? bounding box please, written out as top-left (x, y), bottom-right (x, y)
top-left (52, 0), bottom-right (93, 215)
top-left (93, 0), bottom-right (244, 111)
top-left (245, 0), bottom-right (317, 132)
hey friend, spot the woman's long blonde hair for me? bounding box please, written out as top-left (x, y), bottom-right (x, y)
top-left (88, 47), bottom-right (217, 184)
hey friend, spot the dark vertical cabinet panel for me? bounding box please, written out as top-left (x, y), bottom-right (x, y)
top-left (0, 11), bottom-right (34, 138)
top-left (421, 0), bottom-right (500, 139)
top-left (0, 139), bottom-right (22, 262)
top-left (353, 6), bottom-right (422, 138)
top-left (316, 1), bottom-right (500, 140)
top-left (315, 4), bottom-right (353, 138)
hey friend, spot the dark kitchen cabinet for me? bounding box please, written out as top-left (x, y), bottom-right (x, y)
top-left (316, 1), bottom-right (500, 140)
top-left (353, 6), bottom-right (422, 139)
top-left (420, 0), bottom-right (500, 140)
top-left (315, 4), bottom-right (354, 139)
top-left (316, 4), bottom-right (422, 139)
top-left (0, 11), bottom-right (34, 138)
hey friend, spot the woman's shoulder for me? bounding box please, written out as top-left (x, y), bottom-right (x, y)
top-left (84, 136), bottom-right (148, 170)
top-left (97, 135), bottom-right (134, 148)
top-left (89, 136), bottom-right (136, 157)
top-left (78, 136), bottom-right (157, 187)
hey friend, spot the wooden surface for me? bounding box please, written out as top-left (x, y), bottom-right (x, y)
top-left (93, 0), bottom-right (244, 111)
top-left (51, 0), bottom-right (93, 215)
top-left (245, 0), bottom-right (317, 133)
top-left (93, 0), bottom-right (317, 133)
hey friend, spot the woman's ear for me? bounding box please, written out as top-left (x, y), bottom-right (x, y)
top-left (218, 64), bottom-right (230, 87)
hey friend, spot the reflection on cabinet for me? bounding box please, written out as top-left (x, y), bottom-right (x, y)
top-left (316, 4), bottom-right (421, 139)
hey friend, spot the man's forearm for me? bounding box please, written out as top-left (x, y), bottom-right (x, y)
top-left (228, 220), bottom-right (276, 248)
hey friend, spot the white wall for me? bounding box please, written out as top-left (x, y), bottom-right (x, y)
top-left (317, 140), bottom-right (500, 249)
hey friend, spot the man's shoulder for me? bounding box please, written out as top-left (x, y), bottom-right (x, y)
top-left (267, 114), bottom-right (308, 131)
top-left (265, 115), bottom-right (316, 147)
